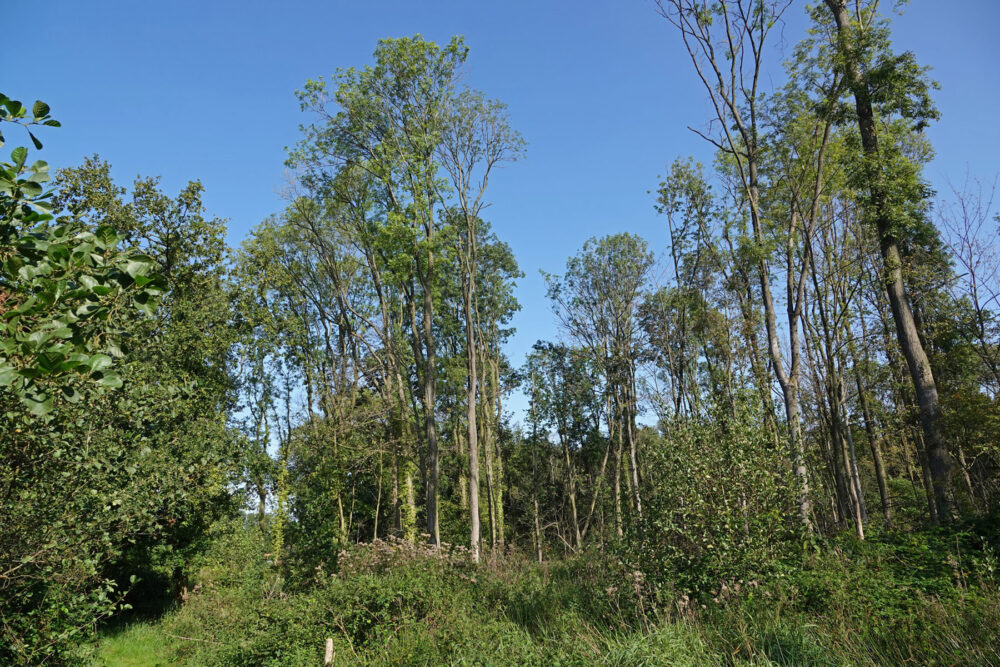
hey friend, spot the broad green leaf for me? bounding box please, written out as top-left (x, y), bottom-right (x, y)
top-left (60, 385), bottom-right (82, 403)
top-left (88, 354), bottom-right (113, 372)
top-left (3, 98), bottom-right (23, 116)
top-left (134, 291), bottom-right (157, 316)
top-left (93, 370), bottom-right (122, 388)
top-left (124, 256), bottom-right (153, 278)
top-left (0, 363), bottom-right (16, 386)
top-left (11, 146), bottom-right (27, 167)
top-left (94, 225), bottom-right (120, 250)
top-left (22, 391), bottom-right (53, 416)
top-left (21, 180), bottom-right (43, 197)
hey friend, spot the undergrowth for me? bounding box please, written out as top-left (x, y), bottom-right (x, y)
top-left (86, 515), bottom-right (1000, 666)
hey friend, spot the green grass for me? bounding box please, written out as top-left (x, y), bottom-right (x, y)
top-left (87, 621), bottom-right (177, 667)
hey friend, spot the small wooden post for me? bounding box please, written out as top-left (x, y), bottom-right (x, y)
top-left (324, 637), bottom-right (334, 664)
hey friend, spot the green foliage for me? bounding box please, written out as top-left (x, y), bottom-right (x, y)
top-left (0, 92), bottom-right (60, 151)
top-left (696, 519), bottom-right (1000, 665)
top-left (92, 517), bottom-right (1000, 666)
top-left (7, 11), bottom-right (1000, 666)
top-left (0, 104), bottom-right (164, 417)
top-left (0, 96), bottom-right (242, 664)
top-left (136, 523), bottom-right (687, 665)
top-left (632, 398), bottom-right (797, 597)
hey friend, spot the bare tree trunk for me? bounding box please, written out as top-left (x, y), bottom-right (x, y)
top-left (914, 431), bottom-right (939, 523)
top-left (580, 439), bottom-right (611, 541)
top-left (373, 453), bottom-right (383, 540)
top-left (451, 411), bottom-right (466, 510)
top-left (610, 395), bottom-right (624, 539)
top-left (625, 364), bottom-right (643, 522)
top-left (391, 444), bottom-right (401, 535)
top-left (557, 429), bottom-right (583, 550)
top-left (394, 368), bottom-right (417, 542)
top-left (420, 266), bottom-right (440, 545)
top-left (824, 364), bottom-right (865, 539)
top-left (839, 375), bottom-right (868, 524)
top-left (825, 398), bottom-right (850, 524)
top-left (406, 472), bottom-right (417, 541)
top-left (956, 444), bottom-right (978, 513)
top-left (462, 247), bottom-right (481, 561)
top-left (491, 357), bottom-right (506, 546)
top-left (853, 351), bottom-right (892, 528)
top-left (530, 375), bottom-right (543, 563)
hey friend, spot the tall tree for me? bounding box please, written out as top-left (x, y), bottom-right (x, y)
top-left (821, 0), bottom-right (955, 519)
top-left (545, 233), bottom-right (653, 534)
top-left (437, 90), bottom-right (523, 560)
top-left (291, 36), bottom-right (470, 545)
top-left (658, 0), bottom-right (814, 530)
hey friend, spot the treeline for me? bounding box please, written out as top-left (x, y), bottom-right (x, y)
top-left (237, 3), bottom-right (1000, 572)
top-left (2, 1), bottom-right (999, 664)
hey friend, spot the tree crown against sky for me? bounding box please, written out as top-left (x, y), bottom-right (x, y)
top-left (7, 0), bottom-right (998, 421)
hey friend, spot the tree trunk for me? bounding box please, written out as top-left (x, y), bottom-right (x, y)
top-left (558, 429), bottom-right (582, 550)
top-left (420, 266), bottom-right (440, 545)
top-left (854, 359), bottom-right (892, 528)
top-left (491, 357), bottom-right (505, 546)
top-left (625, 364), bottom-right (643, 522)
top-left (530, 374), bottom-right (543, 562)
top-left (462, 238), bottom-right (481, 561)
top-left (956, 444), bottom-right (978, 513)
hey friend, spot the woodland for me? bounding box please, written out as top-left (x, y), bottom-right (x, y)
top-left (2, 1), bottom-right (1000, 665)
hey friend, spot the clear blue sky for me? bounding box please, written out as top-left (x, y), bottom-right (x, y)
top-left (7, 0), bottom-right (999, 422)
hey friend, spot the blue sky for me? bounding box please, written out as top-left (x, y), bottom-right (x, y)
top-left (7, 0), bottom-right (999, 422)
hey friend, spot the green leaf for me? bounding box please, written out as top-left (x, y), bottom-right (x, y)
top-left (105, 339), bottom-right (124, 358)
top-left (3, 99), bottom-right (23, 116)
top-left (11, 146), bottom-right (27, 168)
top-left (88, 354), bottom-right (113, 372)
top-left (60, 354), bottom-right (88, 372)
top-left (94, 225), bottom-right (120, 250)
top-left (32, 100), bottom-right (50, 119)
top-left (27, 329), bottom-right (53, 347)
top-left (93, 370), bottom-right (122, 388)
top-left (0, 363), bottom-right (16, 386)
top-left (28, 131), bottom-right (42, 150)
top-left (124, 256), bottom-right (153, 278)
top-left (22, 391), bottom-right (53, 416)
top-left (21, 180), bottom-right (43, 197)
top-left (134, 291), bottom-right (158, 316)
top-left (60, 385), bottom-right (82, 403)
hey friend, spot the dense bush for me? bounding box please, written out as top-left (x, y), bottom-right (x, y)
top-left (630, 400), bottom-right (799, 599)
